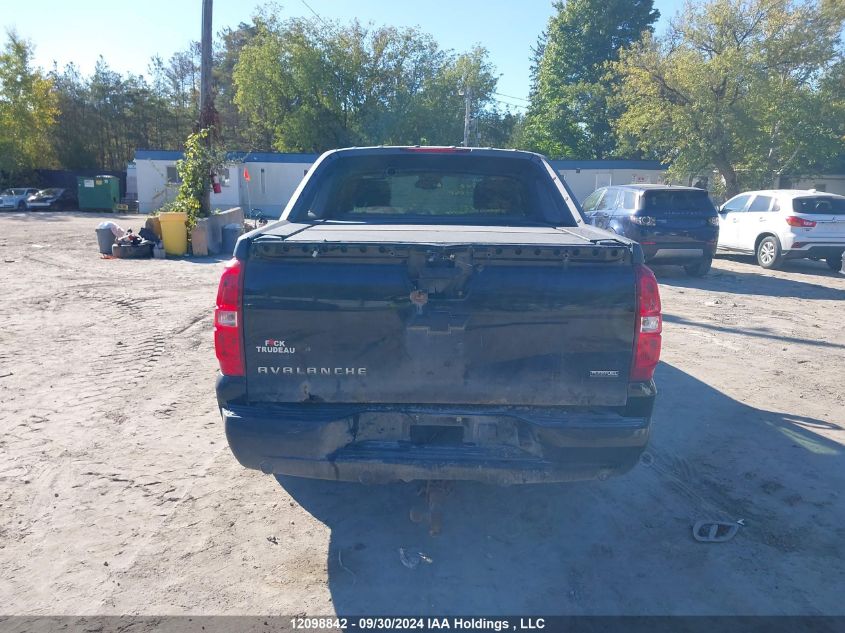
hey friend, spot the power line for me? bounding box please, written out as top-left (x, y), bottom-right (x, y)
top-left (301, 0), bottom-right (332, 29)
top-left (490, 97), bottom-right (527, 111)
top-left (493, 91), bottom-right (531, 103)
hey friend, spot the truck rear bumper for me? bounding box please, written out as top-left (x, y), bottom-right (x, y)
top-left (220, 396), bottom-right (653, 484)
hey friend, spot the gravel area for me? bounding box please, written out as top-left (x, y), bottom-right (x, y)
top-left (1, 211), bottom-right (843, 616)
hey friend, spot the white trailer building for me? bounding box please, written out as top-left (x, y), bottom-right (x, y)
top-left (134, 150), bottom-right (317, 215)
top-left (134, 150), bottom-right (845, 215)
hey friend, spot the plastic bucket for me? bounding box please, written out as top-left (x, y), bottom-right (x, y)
top-left (158, 212), bottom-right (188, 256)
top-left (95, 227), bottom-right (116, 254)
top-left (222, 223), bottom-right (242, 255)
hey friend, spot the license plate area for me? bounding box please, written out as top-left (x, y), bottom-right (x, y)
top-left (410, 425), bottom-right (464, 445)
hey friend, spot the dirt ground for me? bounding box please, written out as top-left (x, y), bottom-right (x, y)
top-left (1, 211), bottom-right (844, 617)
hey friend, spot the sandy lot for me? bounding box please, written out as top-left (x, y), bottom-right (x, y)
top-left (0, 211), bottom-right (844, 616)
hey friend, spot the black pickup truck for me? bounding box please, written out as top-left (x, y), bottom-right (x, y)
top-left (215, 147), bottom-right (661, 484)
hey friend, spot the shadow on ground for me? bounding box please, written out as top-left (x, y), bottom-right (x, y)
top-left (651, 261), bottom-right (844, 301)
top-left (715, 254), bottom-right (841, 278)
top-left (276, 363), bottom-right (845, 615)
top-left (0, 211), bottom-right (81, 222)
top-left (0, 211), bottom-right (148, 223)
top-left (661, 313), bottom-right (845, 350)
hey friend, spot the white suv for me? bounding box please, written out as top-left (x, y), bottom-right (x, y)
top-left (717, 190), bottom-right (845, 270)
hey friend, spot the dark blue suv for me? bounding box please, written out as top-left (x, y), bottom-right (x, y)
top-left (582, 184), bottom-right (720, 276)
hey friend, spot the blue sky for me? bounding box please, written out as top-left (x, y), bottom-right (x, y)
top-left (0, 0), bottom-right (683, 107)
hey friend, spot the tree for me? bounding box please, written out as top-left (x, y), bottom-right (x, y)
top-left (215, 21), bottom-right (259, 148)
top-left (613, 0), bottom-right (845, 196)
top-left (51, 58), bottom-right (179, 171)
top-left (0, 32), bottom-right (58, 180)
top-left (522, 0), bottom-right (659, 158)
top-left (233, 14), bottom-right (503, 152)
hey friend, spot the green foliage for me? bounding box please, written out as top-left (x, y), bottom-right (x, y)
top-left (159, 128), bottom-right (226, 228)
top-left (233, 16), bottom-right (506, 151)
top-left (50, 47), bottom-right (202, 171)
top-left (214, 22), bottom-right (260, 148)
top-left (4, 8), bottom-right (520, 175)
top-left (613, 0), bottom-right (845, 195)
top-left (0, 32), bottom-right (58, 180)
top-left (522, 0), bottom-right (659, 158)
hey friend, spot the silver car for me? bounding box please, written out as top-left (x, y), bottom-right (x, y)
top-left (0, 188), bottom-right (39, 211)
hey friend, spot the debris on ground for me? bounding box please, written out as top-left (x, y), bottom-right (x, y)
top-left (693, 520), bottom-right (740, 543)
top-left (337, 549), bottom-right (356, 582)
top-left (409, 480), bottom-right (452, 536)
top-left (97, 221), bottom-right (125, 238)
top-left (111, 229), bottom-right (154, 259)
top-left (399, 548), bottom-right (433, 569)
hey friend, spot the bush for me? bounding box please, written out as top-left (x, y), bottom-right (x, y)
top-left (157, 128), bottom-right (226, 229)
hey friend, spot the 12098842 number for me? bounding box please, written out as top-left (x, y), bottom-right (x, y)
top-left (291, 617), bottom-right (349, 630)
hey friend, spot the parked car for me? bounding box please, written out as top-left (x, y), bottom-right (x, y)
top-left (216, 147), bottom-right (661, 485)
top-left (26, 188), bottom-right (78, 211)
top-left (0, 188), bottom-right (39, 211)
top-left (717, 190), bottom-right (845, 270)
top-left (581, 184), bottom-right (719, 276)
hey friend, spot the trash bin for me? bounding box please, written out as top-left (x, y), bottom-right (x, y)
top-left (95, 227), bottom-right (117, 254)
top-left (78, 175), bottom-right (120, 211)
top-left (159, 212), bottom-right (188, 256)
top-left (222, 223), bottom-right (242, 255)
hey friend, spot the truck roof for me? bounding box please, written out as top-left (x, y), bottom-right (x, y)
top-left (319, 146), bottom-right (549, 161)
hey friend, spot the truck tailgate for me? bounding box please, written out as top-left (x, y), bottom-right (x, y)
top-left (241, 225), bottom-right (636, 407)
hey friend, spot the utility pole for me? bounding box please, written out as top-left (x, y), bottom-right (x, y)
top-left (199, 0), bottom-right (213, 214)
top-left (463, 86), bottom-right (472, 147)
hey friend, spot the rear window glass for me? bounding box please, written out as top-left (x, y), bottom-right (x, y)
top-left (290, 153), bottom-right (576, 226)
top-left (641, 190), bottom-right (715, 213)
top-left (792, 196), bottom-right (845, 215)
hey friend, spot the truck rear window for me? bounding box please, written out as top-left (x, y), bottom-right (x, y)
top-left (290, 153), bottom-right (576, 226)
top-left (641, 190), bottom-right (715, 213)
top-left (792, 196), bottom-right (845, 215)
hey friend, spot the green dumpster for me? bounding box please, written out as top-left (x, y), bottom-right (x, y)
top-left (77, 175), bottom-right (120, 211)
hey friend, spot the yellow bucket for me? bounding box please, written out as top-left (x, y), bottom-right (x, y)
top-left (158, 212), bottom-right (188, 256)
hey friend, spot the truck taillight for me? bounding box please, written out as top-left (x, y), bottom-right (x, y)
top-left (631, 264), bottom-right (662, 382)
top-left (214, 258), bottom-right (244, 376)
top-left (786, 216), bottom-right (816, 228)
